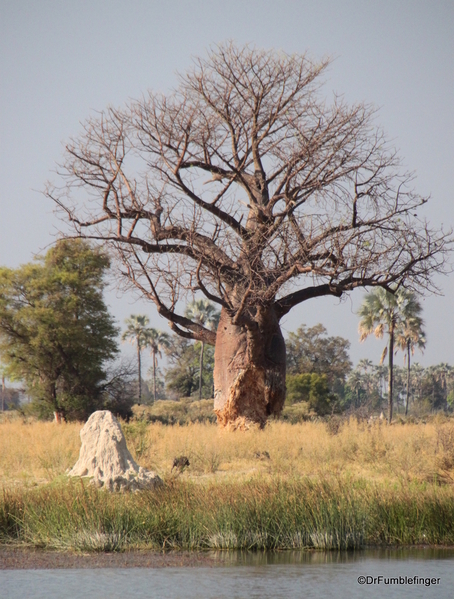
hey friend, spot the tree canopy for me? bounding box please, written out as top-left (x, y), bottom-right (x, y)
top-left (286, 323), bottom-right (352, 397)
top-left (0, 239), bottom-right (118, 420)
top-left (286, 372), bottom-right (336, 416)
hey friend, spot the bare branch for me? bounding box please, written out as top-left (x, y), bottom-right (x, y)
top-left (49, 42), bottom-right (452, 338)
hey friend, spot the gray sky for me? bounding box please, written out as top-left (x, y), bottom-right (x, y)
top-left (1, 0), bottom-right (453, 370)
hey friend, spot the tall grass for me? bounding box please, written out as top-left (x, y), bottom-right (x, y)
top-left (0, 418), bottom-right (80, 485)
top-left (1, 414), bottom-right (454, 485)
top-left (1, 478), bottom-right (454, 551)
top-left (130, 414), bottom-right (454, 484)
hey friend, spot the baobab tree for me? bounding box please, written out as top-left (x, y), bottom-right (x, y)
top-left (49, 44), bottom-right (451, 428)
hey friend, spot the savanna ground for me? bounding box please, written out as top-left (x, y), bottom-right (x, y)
top-left (1, 406), bottom-right (454, 552)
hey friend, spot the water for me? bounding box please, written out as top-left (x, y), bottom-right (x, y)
top-left (2, 549), bottom-right (454, 599)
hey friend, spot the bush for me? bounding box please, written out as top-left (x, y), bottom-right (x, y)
top-left (286, 373), bottom-right (337, 415)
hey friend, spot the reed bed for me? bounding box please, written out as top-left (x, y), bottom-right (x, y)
top-left (1, 478), bottom-right (454, 551)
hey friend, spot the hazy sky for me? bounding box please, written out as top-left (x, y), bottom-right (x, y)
top-left (1, 0), bottom-right (453, 370)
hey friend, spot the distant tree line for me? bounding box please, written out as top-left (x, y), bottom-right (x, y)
top-left (344, 360), bottom-right (454, 417)
top-left (0, 242), bottom-right (450, 423)
top-left (135, 316), bottom-right (452, 422)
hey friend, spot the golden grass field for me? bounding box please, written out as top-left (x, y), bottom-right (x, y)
top-left (1, 411), bottom-right (454, 488)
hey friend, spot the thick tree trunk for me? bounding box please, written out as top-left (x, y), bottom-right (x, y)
top-left (213, 307), bottom-right (286, 429)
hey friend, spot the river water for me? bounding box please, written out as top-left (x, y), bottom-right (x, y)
top-left (2, 548), bottom-right (454, 599)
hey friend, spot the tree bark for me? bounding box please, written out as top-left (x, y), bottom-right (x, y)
top-left (53, 411), bottom-right (64, 424)
top-left (51, 382), bottom-right (63, 423)
top-left (213, 307), bottom-right (286, 429)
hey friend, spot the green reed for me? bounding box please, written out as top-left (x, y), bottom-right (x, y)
top-left (1, 477), bottom-right (453, 552)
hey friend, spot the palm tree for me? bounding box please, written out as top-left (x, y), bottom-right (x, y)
top-left (121, 314), bottom-right (151, 405)
top-left (358, 288), bottom-right (412, 424)
top-left (429, 363), bottom-right (452, 410)
top-left (394, 293), bottom-right (425, 415)
top-left (184, 300), bottom-right (220, 399)
top-left (146, 329), bottom-right (170, 402)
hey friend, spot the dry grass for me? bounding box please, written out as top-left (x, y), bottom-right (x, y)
top-left (1, 412), bottom-right (454, 487)
top-left (0, 416), bottom-right (80, 486)
top-left (127, 417), bottom-right (454, 484)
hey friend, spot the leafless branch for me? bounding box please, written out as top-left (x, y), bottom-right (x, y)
top-left (48, 43), bottom-right (452, 336)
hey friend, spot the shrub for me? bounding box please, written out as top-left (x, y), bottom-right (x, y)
top-left (286, 373), bottom-right (337, 415)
